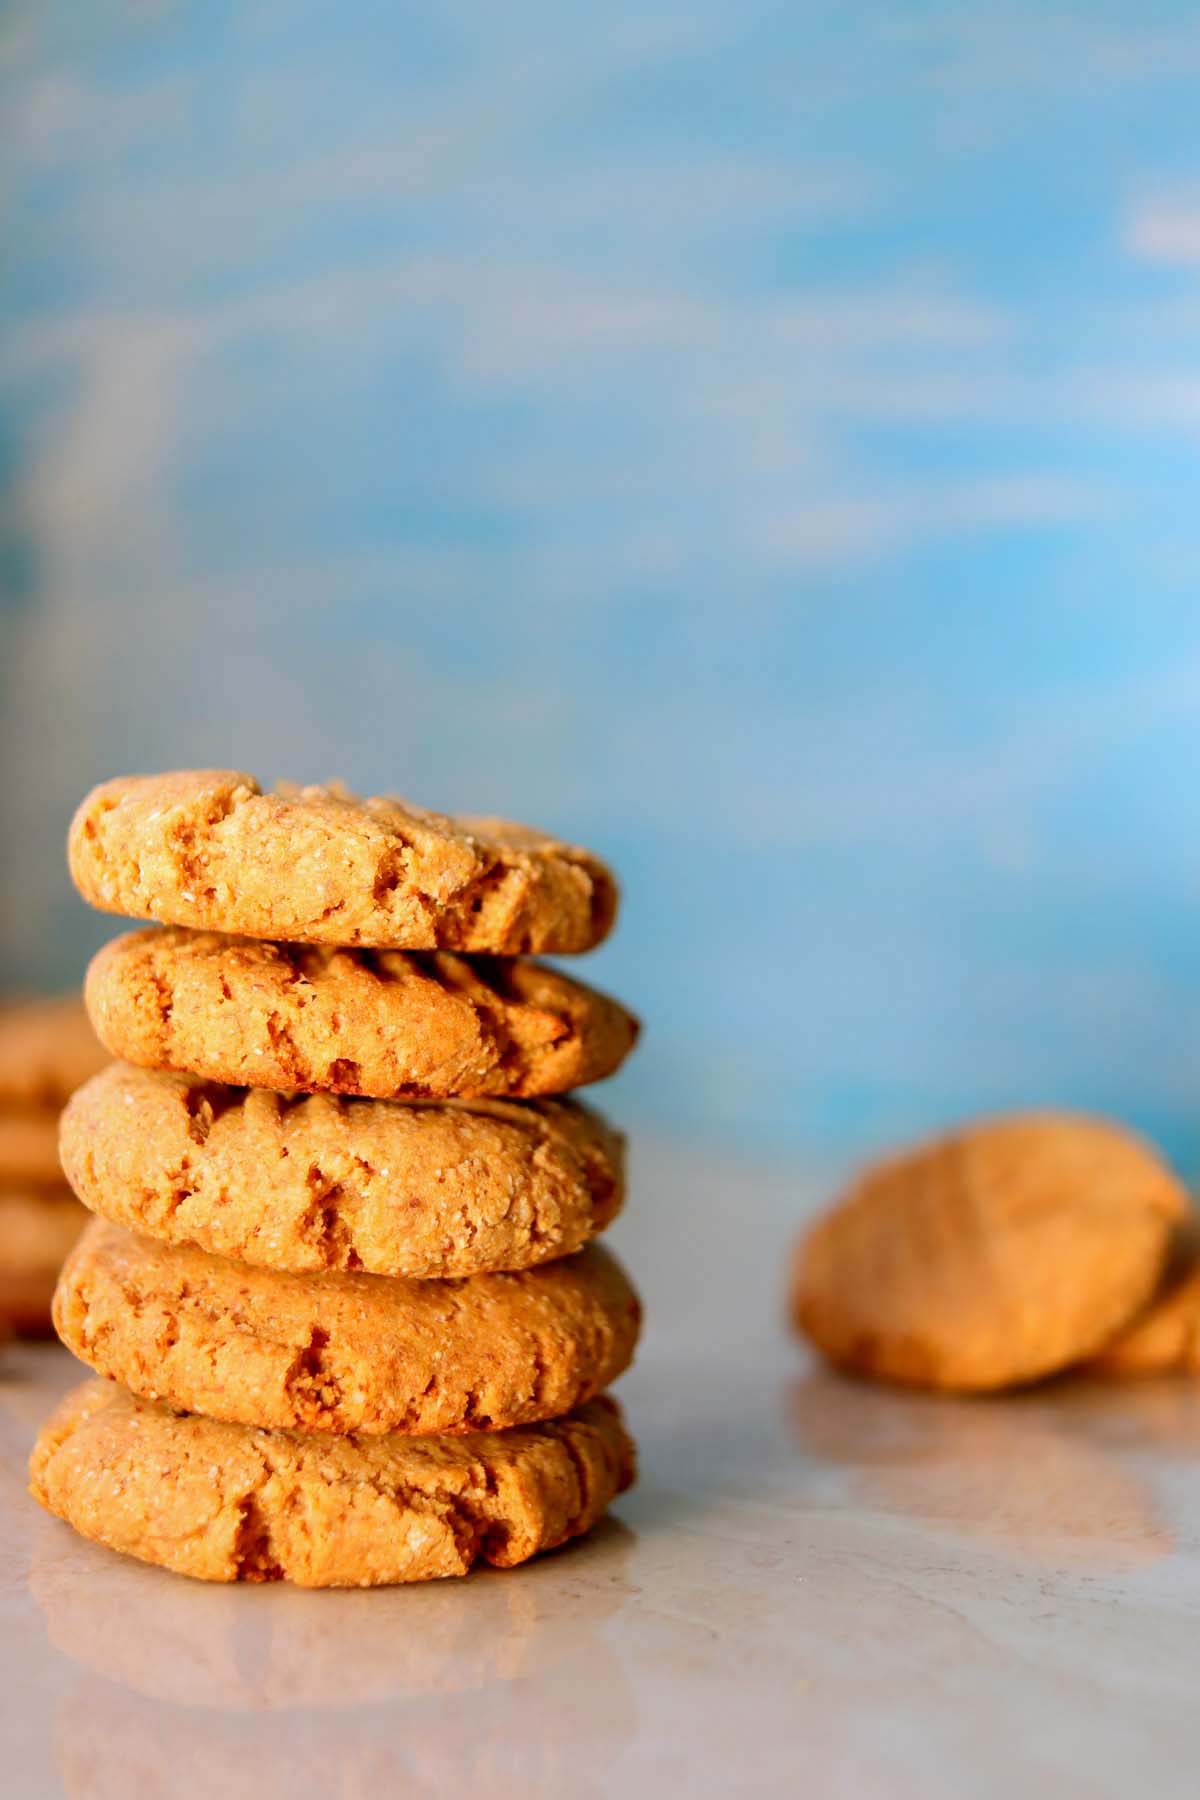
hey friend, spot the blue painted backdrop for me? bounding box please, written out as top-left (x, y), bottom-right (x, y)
top-left (4, 2), bottom-right (1200, 1169)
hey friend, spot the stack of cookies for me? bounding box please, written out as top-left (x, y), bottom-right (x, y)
top-left (31, 770), bottom-right (641, 1587)
top-left (0, 997), bottom-right (105, 1334)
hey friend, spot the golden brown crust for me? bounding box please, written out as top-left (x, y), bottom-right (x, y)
top-left (68, 770), bottom-right (618, 954)
top-left (792, 1113), bottom-right (1186, 1393)
top-left (30, 1380), bottom-right (636, 1586)
top-left (1088, 1218), bottom-right (1200, 1376)
top-left (85, 929), bottom-right (638, 1101)
top-left (61, 1062), bottom-right (624, 1277)
top-left (0, 996), bottom-right (106, 1108)
top-left (55, 1219), bottom-right (641, 1435)
top-left (0, 1187), bottom-right (87, 1335)
top-left (0, 1109), bottom-right (62, 1187)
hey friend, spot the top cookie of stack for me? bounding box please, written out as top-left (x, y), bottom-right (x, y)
top-left (69, 769), bottom-right (617, 953)
top-left (72, 772), bottom-right (637, 1102)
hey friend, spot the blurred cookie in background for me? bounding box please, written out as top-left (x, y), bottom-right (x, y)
top-left (1087, 1215), bottom-right (1200, 1378)
top-left (791, 1112), bottom-right (1186, 1392)
top-left (0, 1192), bottom-right (90, 1337)
top-left (0, 997), bottom-right (109, 1112)
top-left (0, 997), bottom-right (107, 1336)
top-left (0, 1110), bottom-right (61, 1187)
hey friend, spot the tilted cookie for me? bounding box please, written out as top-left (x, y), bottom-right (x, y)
top-left (55, 1219), bottom-right (641, 1435)
top-left (85, 929), bottom-right (638, 1100)
top-left (792, 1113), bottom-right (1186, 1392)
top-left (61, 1062), bottom-right (625, 1277)
top-left (0, 996), bottom-right (106, 1109)
top-left (1087, 1218), bottom-right (1200, 1376)
top-left (30, 1380), bottom-right (635, 1586)
top-left (69, 769), bottom-right (617, 954)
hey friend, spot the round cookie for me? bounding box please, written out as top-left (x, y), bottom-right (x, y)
top-left (85, 928), bottom-right (638, 1101)
top-left (0, 1188), bottom-right (87, 1336)
top-left (0, 995), bottom-right (106, 1108)
top-left (69, 769), bottom-right (617, 954)
top-left (55, 1219), bottom-right (642, 1435)
top-left (61, 1062), bottom-right (625, 1277)
top-left (1088, 1219), bottom-right (1200, 1376)
top-left (30, 1379), bottom-right (635, 1586)
top-left (0, 1109), bottom-right (62, 1186)
top-left (792, 1113), bottom-right (1185, 1393)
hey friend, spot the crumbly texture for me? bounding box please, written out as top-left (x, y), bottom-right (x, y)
top-left (85, 929), bottom-right (638, 1101)
top-left (30, 1379), bottom-right (635, 1586)
top-left (69, 770), bottom-right (618, 955)
top-left (55, 1219), bottom-right (641, 1435)
top-left (0, 1187), bottom-right (87, 1335)
top-left (1088, 1218), bottom-right (1200, 1376)
top-left (61, 1062), bottom-right (625, 1277)
top-left (0, 1108), bottom-right (62, 1187)
top-left (0, 996), bottom-right (106, 1108)
top-left (792, 1113), bottom-right (1186, 1393)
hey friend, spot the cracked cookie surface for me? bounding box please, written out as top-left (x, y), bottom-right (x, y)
top-left (69, 769), bottom-right (618, 954)
top-left (61, 1062), bottom-right (625, 1277)
top-left (54, 1219), bottom-right (641, 1434)
top-left (30, 1379), bottom-right (635, 1586)
top-left (85, 928), bottom-right (638, 1100)
top-left (792, 1113), bottom-right (1186, 1392)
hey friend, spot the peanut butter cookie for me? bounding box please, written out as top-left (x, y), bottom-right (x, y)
top-left (792, 1113), bottom-right (1185, 1392)
top-left (85, 929), bottom-right (638, 1100)
top-left (69, 770), bottom-right (617, 954)
top-left (61, 1062), bottom-right (624, 1277)
top-left (0, 996), bottom-right (105, 1108)
top-left (1088, 1219), bottom-right (1200, 1376)
top-left (55, 1219), bottom-right (641, 1434)
top-left (0, 1188), bottom-right (87, 1335)
top-left (30, 1380), bottom-right (635, 1586)
top-left (0, 1109), bottom-right (62, 1187)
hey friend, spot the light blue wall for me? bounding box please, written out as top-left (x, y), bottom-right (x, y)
top-left (4, 3), bottom-right (1200, 1167)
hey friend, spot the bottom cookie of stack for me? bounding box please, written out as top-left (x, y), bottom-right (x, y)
top-left (30, 1380), bottom-right (635, 1587)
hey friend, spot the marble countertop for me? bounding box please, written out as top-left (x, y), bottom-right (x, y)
top-left (3, 1144), bottom-right (1199, 1799)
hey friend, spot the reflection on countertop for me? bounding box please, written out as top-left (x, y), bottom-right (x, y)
top-left (788, 1366), bottom-right (1180, 1570)
top-left (6, 1140), bottom-right (1200, 1798)
top-left (47, 1541), bottom-right (638, 1799)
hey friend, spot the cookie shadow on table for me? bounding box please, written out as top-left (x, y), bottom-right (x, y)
top-left (787, 1362), bottom-right (1187, 1570)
